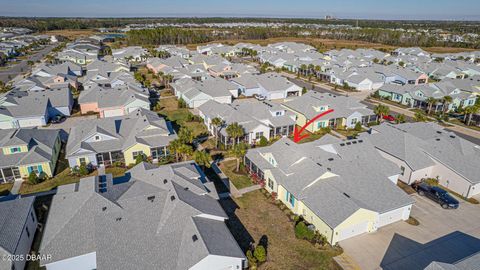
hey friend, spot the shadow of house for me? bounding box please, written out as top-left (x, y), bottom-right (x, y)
top-left (219, 198), bottom-right (254, 252)
top-left (381, 231), bottom-right (480, 270)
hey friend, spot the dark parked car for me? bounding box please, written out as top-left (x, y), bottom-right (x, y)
top-left (414, 182), bottom-right (459, 209)
top-left (50, 115), bottom-right (66, 124)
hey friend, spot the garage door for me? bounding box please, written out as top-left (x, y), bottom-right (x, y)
top-left (378, 207), bottom-right (407, 227)
top-left (103, 109), bottom-right (124, 118)
top-left (18, 118), bottom-right (45, 128)
top-left (338, 221), bottom-right (368, 242)
top-left (269, 91), bottom-right (285, 100)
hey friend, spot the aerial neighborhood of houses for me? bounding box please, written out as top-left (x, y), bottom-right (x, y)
top-left (0, 24), bottom-right (480, 270)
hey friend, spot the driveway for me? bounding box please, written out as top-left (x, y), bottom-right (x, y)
top-left (340, 194), bottom-right (480, 270)
top-left (39, 115), bottom-right (98, 141)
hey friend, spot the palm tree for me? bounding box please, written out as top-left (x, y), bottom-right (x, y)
top-left (442, 96), bottom-right (453, 117)
top-left (226, 123), bottom-right (244, 147)
top-left (464, 105), bottom-right (479, 126)
top-left (178, 127), bottom-right (194, 144)
top-left (194, 150), bottom-right (212, 169)
top-left (228, 143), bottom-right (247, 172)
top-left (169, 139), bottom-right (182, 162)
top-left (414, 111), bottom-right (427, 122)
top-left (373, 104), bottom-right (390, 122)
top-left (426, 97), bottom-right (437, 115)
top-left (177, 144), bottom-right (193, 161)
top-left (211, 117), bottom-right (223, 149)
top-left (395, 114), bottom-right (406, 124)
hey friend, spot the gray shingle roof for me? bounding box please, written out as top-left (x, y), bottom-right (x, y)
top-left (0, 128), bottom-right (60, 168)
top-left (246, 137), bottom-right (413, 228)
top-left (0, 197), bottom-right (35, 254)
top-left (66, 108), bottom-right (177, 158)
top-left (40, 161), bottom-right (244, 269)
top-left (363, 122), bottom-right (480, 184)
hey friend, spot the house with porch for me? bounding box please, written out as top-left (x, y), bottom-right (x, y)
top-left (66, 109), bottom-right (177, 168)
top-left (377, 82), bottom-right (477, 112)
top-left (39, 161), bottom-right (246, 270)
top-left (171, 77), bottom-right (239, 108)
top-left (361, 122), bottom-right (480, 198)
top-left (230, 73), bottom-right (302, 100)
top-left (198, 99), bottom-right (296, 146)
top-left (0, 128), bottom-right (61, 183)
top-left (244, 136), bottom-right (413, 245)
top-left (78, 84), bottom-right (150, 118)
top-left (282, 91), bottom-right (377, 131)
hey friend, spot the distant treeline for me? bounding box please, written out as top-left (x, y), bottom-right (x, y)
top-left (1, 17), bottom-right (479, 33)
top-left (1, 17), bottom-right (479, 48)
top-left (123, 27), bottom-right (480, 49)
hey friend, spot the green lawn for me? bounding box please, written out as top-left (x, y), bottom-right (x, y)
top-left (220, 160), bottom-right (253, 189)
top-left (227, 190), bottom-right (342, 270)
top-left (157, 98), bottom-right (208, 137)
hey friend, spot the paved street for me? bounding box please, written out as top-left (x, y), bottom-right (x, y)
top-left (0, 44), bottom-right (56, 83)
top-left (340, 194), bottom-right (480, 270)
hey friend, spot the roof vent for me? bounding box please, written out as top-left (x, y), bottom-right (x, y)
top-left (115, 217), bottom-right (122, 222)
top-left (450, 135), bottom-right (456, 139)
top-left (102, 207), bottom-right (107, 211)
top-left (436, 131), bottom-right (442, 134)
top-left (436, 138), bottom-right (441, 141)
top-left (170, 195), bottom-right (176, 201)
top-left (147, 195), bottom-right (155, 202)
top-left (358, 140), bottom-right (363, 143)
top-left (163, 179), bottom-right (168, 184)
top-left (343, 192), bottom-right (351, 198)
top-left (316, 162), bottom-right (322, 166)
top-left (327, 168), bottom-right (331, 171)
top-left (328, 158), bottom-right (334, 161)
top-left (346, 142), bottom-right (352, 145)
top-left (192, 235), bottom-right (198, 242)
top-left (340, 143), bottom-right (345, 146)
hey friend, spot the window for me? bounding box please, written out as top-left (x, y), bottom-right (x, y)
top-left (79, 157), bottom-right (86, 166)
top-left (275, 111), bottom-right (282, 116)
top-left (94, 135), bottom-right (101, 141)
top-left (132, 151), bottom-right (144, 160)
top-left (317, 121), bottom-right (326, 129)
top-left (268, 178), bottom-right (274, 189)
top-left (28, 165), bottom-right (42, 175)
top-left (350, 118), bottom-right (358, 125)
top-left (255, 132), bottom-right (264, 139)
top-left (286, 192), bottom-right (295, 207)
top-left (400, 166), bottom-right (405, 176)
top-left (10, 147), bottom-right (21, 153)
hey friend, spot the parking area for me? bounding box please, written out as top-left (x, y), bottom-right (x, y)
top-left (340, 194), bottom-right (480, 270)
top-left (39, 115), bottom-right (98, 141)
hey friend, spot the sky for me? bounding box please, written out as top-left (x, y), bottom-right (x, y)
top-left (1, 0), bottom-right (480, 20)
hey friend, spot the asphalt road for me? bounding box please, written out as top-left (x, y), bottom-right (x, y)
top-left (0, 44), bottom-right (56, 84)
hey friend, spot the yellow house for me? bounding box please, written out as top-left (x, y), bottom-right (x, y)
top-left (245, 136), bottom-right (414, 245)
top-left (66, 108), bottom-right (177, 168)
top-left (282, 91), bottom-right (377, 132)
top-left (0, 129), bottom-right (61, 183)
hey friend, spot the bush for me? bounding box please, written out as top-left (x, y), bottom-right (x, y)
top-left (79, 164), bottom-right (89, 176)
top-left (295, 221), bottom-right (315, 241)
top-left (257, 136), bottom-right (268, 147)
top-left (253, 245), bottom-right (266, 263)
top-left (246, 250), bottom-right (257, 269)
top-left (354, 122), bottom-right (362, 131)
top-left (28, 172), bottom-right (39, 185)
top-left (135, 153), bottom-right (147, 165)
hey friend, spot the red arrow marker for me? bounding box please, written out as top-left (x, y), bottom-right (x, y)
top-left (293, 108), bottom-right (334, 143)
